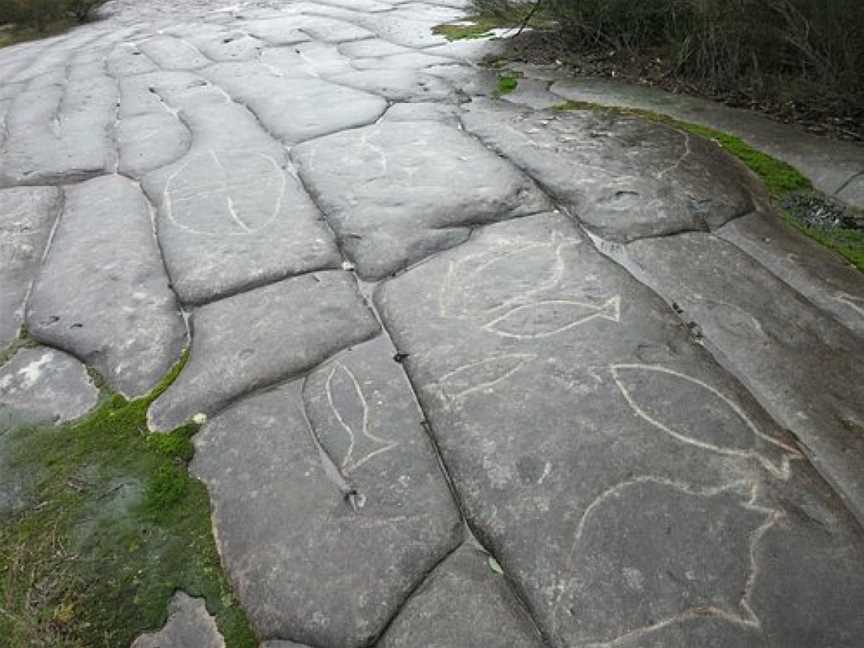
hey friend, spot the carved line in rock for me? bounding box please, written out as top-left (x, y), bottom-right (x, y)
top-left (436, 353), bottom-right (537, 403)
top-left (610, 364), bottom-right (802, 479)
top-left (566, 477), bottom-right (781, 648)
top-left (162, 149), bottom-right (287, 236)
top-left (438, 237), bottom-right (577, 319)
top-left (656, 129), bottom-right (692, 180)
top-left (836, 292), bottom-right (864, 317)
top-left (483, 297), bottom-right (621, 340)
top-left (324, 361), bottom-right (399, 475)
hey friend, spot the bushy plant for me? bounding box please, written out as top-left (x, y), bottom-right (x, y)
top-left (0, 0), bottom-right (105, 31)
top-left (475, 0), bottom-right (864, 109)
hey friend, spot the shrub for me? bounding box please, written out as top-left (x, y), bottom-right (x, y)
top-left (475, 0), bottom-right (864, 110)
top-left (0, 0), bottom-right (105, 31)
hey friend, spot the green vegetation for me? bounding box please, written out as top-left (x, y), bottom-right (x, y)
top-left (0, 0), bottom-right (105, 48)
top-left (495, 73), bottom-right (519, 96)
top-left (473, 0), bottom-right (864, 116)
top-left (784, 220), bottom-right (864, 272)
top-left (0, 351), bottom-right (257, 647)
top-left (554, 100), bottom-right (863, 272)
top-left (433, 16), bottom-right (501, 41)
top-left (433, 6), bottom-right (552, 42)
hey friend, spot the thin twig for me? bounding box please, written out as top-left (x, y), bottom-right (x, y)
top-left (515, 0), bottom-right (543, 38)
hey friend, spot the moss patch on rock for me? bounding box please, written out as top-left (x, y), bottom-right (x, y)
top-left (0, 351), bottom-right (257, 647)
top-left (433, 16), bottom-right (501, 41)
top-left (495, 73), bottom-right (520, 96)
top-left (554, 100), bottom-right (863, 271)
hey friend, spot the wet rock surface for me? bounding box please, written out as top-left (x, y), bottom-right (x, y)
top-left (192, 335), bottom-right (462, 647)
top-left (0, 345), bottom-right (98, 430)
top-left (0, 186), bottom-right (61, 347)
top-left (131, 591), bottom-right (225, 648)
top-left (292, 119), bottom-right (551, 279)
top-left (604, 231), bottom-right (864, 522)
top-left (377, 544), bottom-right (544, 648)
top-left (461, 99), bottom-right (764, 242)
top-left (26, 175), bottom-right (186, 397)
top-left (2, 1), bottom-right (864, 646)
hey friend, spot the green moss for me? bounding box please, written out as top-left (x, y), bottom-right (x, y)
top-left (496, 74), bottom-right (520, 96)
top-left (780, 217), bottom-right (864, 271)
top-left (433, 16), bottom-right (500, 41)
top-left (0, 350), bottom-right (257, 647)
top-left (432, 5), bottom-right (554, 42)
top-left (554, 100), bottom-right (863, 271)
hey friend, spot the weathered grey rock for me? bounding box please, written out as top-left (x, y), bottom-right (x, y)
top-left (550, 76), bottom-right (864, 209)
top-left (117, 112), bottom-right (192, 177)
top-left (0, 346), bottom-right (99, 431)
top-left (326, 68), bottom-right (455, 103)
top-left (377, 545), bottom-right (544, 648)
top-left (131, 591), bottom-right (225, 648)
top-left (292, 120), bottom-right (551, 279)
top-left (106, 42), bottom-right (159, 76)
top-left (426, 63), bottom-right (499, 98)
top-left (27, 175), bottom-right (186, 398)
top-left (241, 14), bottom-right (373, 45)
top-left (382, 101), bottom-right (460, 124)
top-left (718, 211), bottom-right (864, 338)
top-left (500, 77), bottom-right (563, 111)
top-left (191, 31), bottom-right (267, 62)
top-left (136, 35), bottom-right (210, 70)
top-left (375, 212), bottom-right (864, 647)
top-left (424, 37), bottom-right (509, 63)
top-left (338, 38), bottom-right (414, 59)
top-left (837, 171), bottom-right (864, 206)
top-left (192, 335), bottom-right (462, 647)
top-left (0, 186), bottom-right (61, 347)
top-left (606, 231), bottom-right (864, 524)
top-left (136, 71), bottom-right (342, 304)
top-left (351, 51), bottom-right (454, 71)
top-left (0, 64), bottom-right (117, 186)
top-left (149, 271), bottom-right (379, 431)
top-left (260, 41), bottom-right (354, 78)
top-left (260, 642), bottom-right (312, 648)
top-left (461, 99), bottom-right (764, 242)
top-left (201, 62), bottom-right (388, 145)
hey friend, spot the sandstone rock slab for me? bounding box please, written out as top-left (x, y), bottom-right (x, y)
top-left (609, 231), bottom-right (864, 524)
top-left (149, 271), bottom-right (379, 431)
top-left (0, 64), bottom-right (117, 186)
top-left (377, 545), bottom-right (544, 648)
top-left (0, 346), bottom-right (99, 431)
top-left (0, 186), bottom-right (62, 347)
top-left (136, 35), bottom-right (210, 70)
top-left (201, 62), bottom-right (388, 145)
top-left (461, 99), bottom-right (763, 242)
top-left (291, 120), bottom-right (551, 279)
top-left (131, 592), bottom-right (225, 648)
top-left (136, 71), bottom-right (342, 304)
top-left (192, 335), bottom-right (462, 647)
top-left (375, 212), bottom-right (864, 647)
top-left (718, 211), bottom-right (864, 338)
top-left (27, 175), bottom-right (186, 398)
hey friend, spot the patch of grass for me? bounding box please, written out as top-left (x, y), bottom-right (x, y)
top-left (433, 16), bottom-right (501, 41)
top-left (0, 351), bottom-right (257, 647)
top-left (0, 19), bottom-right (77, 49)
top-left (433, 4), bottom-right (554, 42)
top-left (495, 74), bottom-right (519, 96)
top-left (781, 219), bottom-right (864, 271)
top-left (554, 100), bottom-right (862, 271)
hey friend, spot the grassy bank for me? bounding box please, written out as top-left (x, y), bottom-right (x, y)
top-left (554, 101), bottom-right (864, 271)
top-left (0, 352), bottom-right (256, 647)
